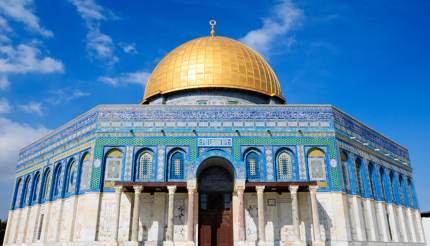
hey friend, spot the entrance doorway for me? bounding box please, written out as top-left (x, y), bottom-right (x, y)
top-left (198, 158), bottom-right (234, 246)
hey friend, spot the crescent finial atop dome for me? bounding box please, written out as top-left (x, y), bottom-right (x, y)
top-left (209, 19), bottom-right (216, 37)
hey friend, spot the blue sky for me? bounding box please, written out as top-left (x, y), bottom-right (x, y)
top-left (0, 0), bottom-right (429, 219)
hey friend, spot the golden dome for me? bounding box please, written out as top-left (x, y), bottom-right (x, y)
top-left (142, 36), bottom-right (284, 103)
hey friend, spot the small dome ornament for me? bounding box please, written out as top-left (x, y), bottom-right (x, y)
top-left (209, 19), bottom-right (216, 37)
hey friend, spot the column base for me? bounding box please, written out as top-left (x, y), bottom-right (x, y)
top-left (163, 241), bottom-right (174, 246)
top-left (312, 240), bottom-right (325, 246)
top-left (281, 240), bottom-right (306, 246)
top-left (124, 241), bottom-right (140, 246)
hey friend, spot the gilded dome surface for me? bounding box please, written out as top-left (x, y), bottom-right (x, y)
top-left (142, 36), bottom-right (284, 103)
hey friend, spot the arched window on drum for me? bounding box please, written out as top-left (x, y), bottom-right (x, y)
top-left (79, 153), bottom-right (91, 191)
top-left (245, 150), bottom-right (261, 180)
top-left (104, 149), bottom-right (123, 188)
top-left (169, 150), bottom-right (185, 180)
top-left (308, 148), bottom-right (326, 181)
top-left (136, 150), bottom-right (154, 180)
top-left (66, 160), bottom-right (77, 194)
top-left (42, 169), bottom-right (52, 201)
top-left (276, 150), bottom-right (293, 180)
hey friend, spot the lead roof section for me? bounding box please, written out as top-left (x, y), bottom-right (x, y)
top-left (17, 104), bottom-right (409, 169)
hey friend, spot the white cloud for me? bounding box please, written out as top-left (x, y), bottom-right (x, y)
top-left (18, 101), bottom-right (43, 115)
top-left (70, 0), bottom-right (118, 65)
top-left (0, 75), bottom-right (9, 90)
top-left (0, 0), bottom-right (53, 37)
top-left (99, 70), bottom-right (151, 87)
top-left (0, 43), bottom-right (64, 74)
top-left (119, 42), bottom-right (138, 55)
top-left (240, 0), bottom-right (303, 57)
top-left (46, 88), bottom-right (90, 105)
top-left (0, 117), bottom-right (50, 217)
top-left (0, 97), bottom-right (11, 114)
top-left (0, 16), bottom-right (12, 33)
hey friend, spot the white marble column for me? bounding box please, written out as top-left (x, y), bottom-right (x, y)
top-left (166, 185), bottom-right (177, 242)
top-left (55, 199), bottom-right (65, 242)
top-left (309, 185), bottom-right (322, 244)
top-left (397, 205), bottom-right (408, 242)
top-left (68, 195), bottom-right (79, 242)
top-left (375, 201), bottom-right (389, 242)
top-left (289, 185), bottom-right (300, 241)
top-left (4, 210), bottom-right (13, 244)
top-left (186, 185), bottom-right (196, 242)
top-left (256, 186), bottom-right (266, 244)
top-left (113, 186), bottom-right (123, 242)
top-left (363, 199), bottom-right (377, 241)
top-left (13, 208), bottom-right (22, 243)
top-left (236, 185), bottom-right (246, 242)
top-left (386, 203), bottom-right (399, 242)
top-left (406, 208), bottom-right (417, 242)
top-left (42, 202), bottom-right (52, 242)
top-left (131, 185), bottom-right (143, 242)
top-left (414, 209), bottom-right (425, 243)
top-left (22, 207), bottom-right (31, 242)
top-left (351, 196), bottom-right (365, 241)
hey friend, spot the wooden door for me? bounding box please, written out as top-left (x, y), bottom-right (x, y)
top-left (199, 192), bottom-right (233, 246)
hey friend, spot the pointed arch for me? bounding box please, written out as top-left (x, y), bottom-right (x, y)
top-left (42, 168), bottom-right (52, 201)
top-left (31, 172), bottom-right (41, 204)
top-left (244, 148), bottom-right (262, 180)
top-left (21, 176), bottom-right (32, 207)
top-left (66, 159), bottom-right (77, 194)
top-left (104, 148), bottom-right (123, 182)
top-left (276, 148), bottom-right (294, 180)
top-left (354, 157), bottom-right (364, 195)
top-left (340, 150), bottom-right (351, 192)
top-left (52, 164), bottom-right (63, 199)
top-left (308, 148), bottom-right (326, 181)
top-left (168, 148), bottom-right (185, 180)
top-left (135, 149), bottom-right (154, 181)
top-left (79, 152), bottom-right (91, 191)
top-left (12, 178), bottom-right (22, 209)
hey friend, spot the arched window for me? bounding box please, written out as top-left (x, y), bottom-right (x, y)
top-left (398, 175), bottom-right (405, 205)
top-left (21, 176), bottom-right (31, 207)
top-left (169, 150), bottom-right (185, 180)
top-left (379, 168), bottom-right (386, 200)
top-left (42, 170), bottom-right (52, 200)
top-left (308, 148), bottom-right (326, 180)
top-left (245, 150), bottom-right (261, 180)
top-left (31, 172), bottom-right (40, 204)
top-left (53, 165), bottom-right (63, 198)
top-left (407, 178), bottom-right (414, 207)
top-left (389, 172), bottom-right (395, 202)
top-left (105, 149), bottom-right (123, 182)
top-left (137, 150), bottom-right (153, 180)
top-left (80, 153), bottom-right (91, 191)
top-left (354, 158), bottom-right (363, 195)
top-left (66, 160), bottom-right (77, 194)
top-left (340, 150), bottom-right (350, 192)
top-left (368, 163), bottom-right (375, 198)
top-left (276, 150), bottom-right (293, 180)
top-left (13, 179), bottom-right (22, 209)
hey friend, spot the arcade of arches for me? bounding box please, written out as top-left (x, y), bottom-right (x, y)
top-left (113, 157), bottom-right (320, 246)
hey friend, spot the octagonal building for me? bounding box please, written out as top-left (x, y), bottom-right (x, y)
top-left (4, 29), bottom-right (426, 246)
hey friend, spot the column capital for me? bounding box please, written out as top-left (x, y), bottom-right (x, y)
top-left (167, 185), bottom-right (177, 194)
top-left (114, 186), bottom-right (124, 193)
top-left (187, 179), bottom-right (197, 190)
top-left (133, 185), bottom-right (143, 193)
top-left (289, 185), bottom-right (299, 194)
top-left (256, 185), bottom-right (265, 193)
top-left (309, 185), bottom-right (318, 193)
